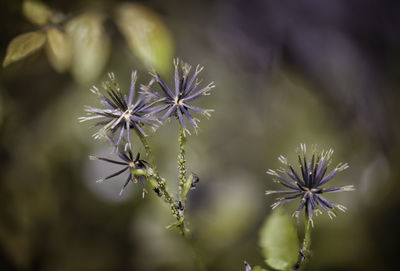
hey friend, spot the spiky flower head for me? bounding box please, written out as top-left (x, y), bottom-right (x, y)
top-left (80, 71), bottom-right (160, 150)
top-left (90, 149), bottom-right (153, 197)
top-left (266, 144), bottom-right (354, 226)
top-left (141, 58), bottom-right (215, 136)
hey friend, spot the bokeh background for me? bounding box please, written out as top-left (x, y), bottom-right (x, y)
top-left (1, 0), bottom-right (400, 270)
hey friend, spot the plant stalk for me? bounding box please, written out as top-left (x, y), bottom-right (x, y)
top-left (137, 130), bottom-right (189, 234)
top-left (137, 130), bottom-right (203, 270)
top-left (294, 218), bottom-right (312, 271)
top-left (178, 125), bottom-right (187, 200)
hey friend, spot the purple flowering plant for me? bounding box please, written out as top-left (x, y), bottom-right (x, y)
top-left (245, 144), bottom-right (354, 271)
top-left (81, 59), bottom-right (214, 236)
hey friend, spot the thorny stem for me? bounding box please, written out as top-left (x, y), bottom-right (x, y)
top-left (178, 125), bottom-right (187, 200)
top-left (294, 218), bottom-right (312, 271)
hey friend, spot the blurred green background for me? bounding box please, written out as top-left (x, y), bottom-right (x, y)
top-left (1, 0), bottom-right (400, 270)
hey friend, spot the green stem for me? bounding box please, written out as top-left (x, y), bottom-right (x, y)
top-left (136, 130), bottom-right (203, 270)
top-left (137, 132), bottom-right (158, 174)
top-left (183, 233), bottom-right (206, 271)
top-left (137, 130), bottom-right (189, 234)
top-left (178, 125), bottom-right (187, 201)
top-left (295, 219), bottom-right (312, 271)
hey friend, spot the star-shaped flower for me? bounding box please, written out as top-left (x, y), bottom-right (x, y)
top-left (80, 71), bottom-right (160, 149)
top-left (90, 149), bottom-right (153, 196)
top-left (266, 144), bottom-right (354, 226)
top-left (141, 59), bottom-right (215, 136)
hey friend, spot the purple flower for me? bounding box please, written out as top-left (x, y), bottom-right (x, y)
top-left (90, 149), bottom-right (152, 196)
top-left (266, 144), bottom-right (354, 226)
top-left (80, 71), bottom-right (160, 149)
top-left (141, 59), bottom-right (215, 136)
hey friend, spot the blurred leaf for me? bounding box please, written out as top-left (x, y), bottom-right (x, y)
top-left (259, 209), bottom-right (299, 271)
top-left (45, 27), bottom-right (72, 72)
top-left (22, 1), bottom-right (52, 26)
top-left (115, 3), bottom-right (174, 75)
top-left (3, 31), bottom-right (46, 67)
top-left (252, 266), bottom-right (269, 271)
top-left (66, 12), bottom-right (110, 84)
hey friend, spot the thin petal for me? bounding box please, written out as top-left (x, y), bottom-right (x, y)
top-left (180, 106), bottom-right (198, 129)
top-left (145, 103), bottom-right (169, 115)
top-left (306, 197), bottom-right (313, 222)
top-left (155, 74), bottom-right (174, 99)
top-left (265, 190), bottom-right (299, 195)
top-left (287, 165), bottom-right (306, 186)
top-left (184, 65), bottom-right (203, 95)
top-left (117, 151), bottom-right (130, 162)
top-left (125, 120), bottom-right (131, 150)
top-left (183, 83), bottom-right (214, 102)
top-left (322, 185), bottom-right (355, 193)
top-left (309, 194), bottom-right (318, 209)
top-left (318, 169), bottom-right (339, 186)
top-left (315, 159), bottom-right (329, 183)
top-left (98, 167), bottom-right (129, 182)
top-left (294, 195), bottom-right (307, 217)
top-left (174, 59), bottom-right (180, 96)
top-left (271, 193), bottom-right (303, 209)
top-left (183, 104), bottom-right (206, 114)
top-left (315, 194), bottom-right (336, 209)
top-left (120, 173), bottom-right (132, 195)
top-left (303, 156), bottom-right (310, 187)
top-left (133, 122), bottom-right (147, 137)
top-left (90, 156), bottom-right (127, 165)
top-left (128, 71), bottom-right (137, 105)
top-left (115, 126), bottom-right (125, 147)
top-left (177, 108), bottom-right (186, 129)
top-left (314, 196), bottom-right (330, 212)
top-left (161, 104), bottom-right (177, 120)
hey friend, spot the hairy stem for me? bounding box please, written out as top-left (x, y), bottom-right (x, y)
top-left (178, 125), bottom-right (187, 200)
top-left (137, 130), bottom-right (189, 234)
top-left (136, 130), bottom-right (203, 269)
top-left (294, 219), bottom-right (312, 271)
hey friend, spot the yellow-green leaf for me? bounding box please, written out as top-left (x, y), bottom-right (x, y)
top-left (3, 31), bottom-right (46, 67)
top-left (259, 210), bottom-right (299, 271)
top-left (66, 12), bottom-right (110, 83)
top-left (114, 3), bottom-right (174, 75)
top-left (22, 1), bottom-right (52, 26)
top-left (45, 27), bottom-right (72, 73)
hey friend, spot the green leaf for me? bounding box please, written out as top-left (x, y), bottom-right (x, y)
top-left (252, 266), bottom-right (268, 271)
top-left (259, 209), bottom-right (299, 271)
top-left (66, 12), bottom-right (110, 84)
top-left (45, 27), bottom-right (71, 72)
top-left (165, 219), bottom-right (183, 230)
top-left (3, 31), bottom-right (46, 67)
top-left (114, 3), bottom-right (174, 75)
top-left (182, 173), bottom-right (198, 200)
top-left (22, 1), bottom-right (52, 26)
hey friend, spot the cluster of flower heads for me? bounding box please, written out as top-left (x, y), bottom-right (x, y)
top-left (80, 59), bottom-right (214, 194)
top-left (265, 144), bottom-right (354, 226)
